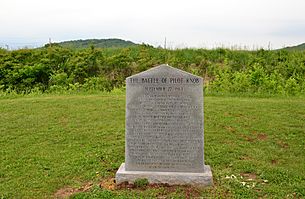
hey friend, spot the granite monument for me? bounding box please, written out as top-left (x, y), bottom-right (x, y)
top-left (116, 64), bottom-right (213, 186)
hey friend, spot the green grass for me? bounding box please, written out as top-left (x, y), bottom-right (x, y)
top-left (0, 92), bottom-right (304, 198)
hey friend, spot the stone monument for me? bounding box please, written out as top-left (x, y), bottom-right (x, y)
top-left (116, 64), bottom-right (213, 186)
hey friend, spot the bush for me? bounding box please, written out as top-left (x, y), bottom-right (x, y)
top-left (0, 45), bottom-right (304, 96)
top-left (285, 77), bottom-right (300, 96)
top-left (82, 77), bottom-right (113, 92)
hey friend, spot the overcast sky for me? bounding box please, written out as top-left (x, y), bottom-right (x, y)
top-left (1, 0), bottom-right (305, 49)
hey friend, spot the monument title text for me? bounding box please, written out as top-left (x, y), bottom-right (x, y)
top-left (129, 77), bottom-right (200, 84)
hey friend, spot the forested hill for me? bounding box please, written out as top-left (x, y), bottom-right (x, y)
top-left (46, 38), bottom-right (138, 49)
top-left (281, 43), bottom-right (305, 51)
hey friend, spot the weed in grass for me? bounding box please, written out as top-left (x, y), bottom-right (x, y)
top-left (134, 178), bottom-right (149, 188)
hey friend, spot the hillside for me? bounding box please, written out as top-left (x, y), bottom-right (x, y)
top-left (47, 38), bottom-right (138, 49)
top-left (282, 43), bottom-right (305, 51)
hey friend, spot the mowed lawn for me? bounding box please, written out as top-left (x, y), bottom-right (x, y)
top-left (0, 92), bottom-right (304, 198)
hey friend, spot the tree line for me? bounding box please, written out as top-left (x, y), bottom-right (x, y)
top-left (0, 44), bottom-right (304, 96)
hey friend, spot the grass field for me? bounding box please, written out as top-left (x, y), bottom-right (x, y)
top-left (0, 91), bottom-right (304, 198)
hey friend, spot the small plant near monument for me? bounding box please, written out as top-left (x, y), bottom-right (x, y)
top-left (134, 178), bottom-right (149, 188)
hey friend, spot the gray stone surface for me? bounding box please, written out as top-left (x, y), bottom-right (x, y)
top-left (116, 64), bottom-right (213, 186)
top-left (116, 163), bottom-right (213, 186)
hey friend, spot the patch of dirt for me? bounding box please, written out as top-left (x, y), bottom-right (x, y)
top-left (116, 181), bottom-right (167, 190)
top-left (116, 181), bottom-right (201, 198)
top-left (185, 186), bottom-right (201, 199)
top-left (242, 131), bottom-right (268, 142)
top-left (224, 112), bottom-right (231, 116)
top-left (100, 178), bottom-right (116, 190)
top-left (106, 168), bottom-right (118, 172)
top-left (271, 159), bottom-right (278, 165)
top-left (257, 133), bottom-right (268, 141)
top-left (234, 113), bottom-right (244, 117)
top-left (242, 135), bottom-right (255, 142)
top-left (225, 126), bottom-right (236, 133)
top-left (277, 141), bottom-right (289, 149)
top-left (239, 155), bottom-right (252, 160)
top-left (54, 187), bottom-right (76, 199)
top-left (59, 115), bottom-right (68, 127)
top-left (240, 173), bottom-right (257, 181)
top-left (54, 182), bottom-right (93, 198)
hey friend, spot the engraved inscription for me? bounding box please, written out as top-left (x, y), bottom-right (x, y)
top-left (125, 65), bottom-right (204, 172)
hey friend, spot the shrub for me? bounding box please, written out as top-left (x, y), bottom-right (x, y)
top-left (82, 77), bottom-right (113, 92)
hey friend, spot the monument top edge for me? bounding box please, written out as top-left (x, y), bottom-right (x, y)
top-left (126, 64), bottom-right (203, 80)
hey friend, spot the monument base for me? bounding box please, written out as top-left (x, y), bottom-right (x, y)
top-left (115, 163), bottom-right (213, 186)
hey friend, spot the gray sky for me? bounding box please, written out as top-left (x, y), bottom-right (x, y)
top-left (1, 0), bottom-right (305, 49)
